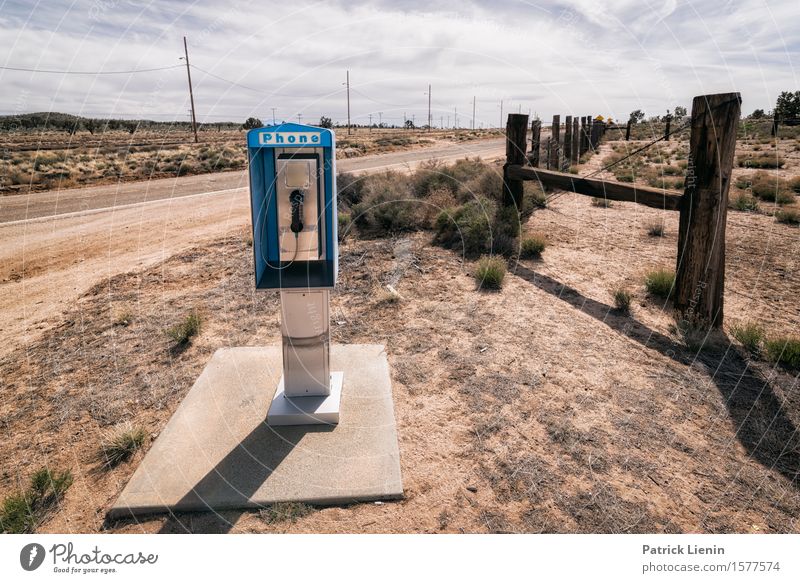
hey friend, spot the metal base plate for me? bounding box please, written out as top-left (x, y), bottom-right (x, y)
top-left (268, 372), bottom-right (343, 426)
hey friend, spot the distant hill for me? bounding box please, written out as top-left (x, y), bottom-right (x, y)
top-left (0, 112), bottom-right (237, 133)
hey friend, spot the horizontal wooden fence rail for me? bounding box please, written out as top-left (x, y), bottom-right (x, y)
top-left (505, 165), bottom-right (683, 211)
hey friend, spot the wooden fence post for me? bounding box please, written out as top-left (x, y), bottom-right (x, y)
top-left (529, 119), bottom-right (541, 167)
top-left (625, 119), bottom-right (632, 141)
top-left (674, 92), bottom-right (741, 328)
top-left (664, 113), bottom-right (672, 141)
top-left (563, 115), bottom-right (572, 170)
top-left (546, 137), bottom-right (552, 169)
top-left (571, 117), bottom-right (579, 163)
top-left (590, 118), bottom-right (602, 151)
top-left (580, 117), bottom-right (588, 155)
top-left (503, 113), bottom-right (529, 208)
top-left (549, 115), bottom-right (560, 169)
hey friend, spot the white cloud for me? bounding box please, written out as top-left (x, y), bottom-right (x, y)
top-left (0, 0), bottom-right (796, 124)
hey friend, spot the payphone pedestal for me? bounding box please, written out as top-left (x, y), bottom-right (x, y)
top-left (267, 289), bottom-right (343, 426)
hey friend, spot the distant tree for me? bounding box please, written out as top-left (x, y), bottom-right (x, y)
top-left (85, 119), bottom-right (97, 134)
top-left (629, 109), bottom-right (645, 124)
top-left (125, 121), bottom-right (138, 134)
top-left (749, 109), bottom-right (765, 119)
top-left (318, 116), bottom-right (332, 128)
top-left (404, 119), bottom-right (415, 130)
top-left (242, 117), bottom-right (263, 130)
top-left (673, 105), bottom-right (687, 118)
top-left (774, 91), bottom-right (800, 121)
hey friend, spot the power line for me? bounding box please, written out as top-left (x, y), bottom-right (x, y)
top-left (0, 64), bottom-right (182, 75)
top-left (190, 65), bottom-right (338, 99)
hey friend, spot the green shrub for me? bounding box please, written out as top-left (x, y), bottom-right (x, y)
top-left (337, 212), bottom-right (352, 241)
top-left (659, 164), bottom-right (683, 176)
top-left (736, 171), bottom-right (794, 204)
top-left (352, 172), bottom-right (420, 234)
top-left (166, 311), bottom-right (202, 345)
top-left (435, 197), bottom-right (497, 256)
top-left (775, 209), bottom-right (799, 225)
top-left (1, 468), bottom-right (73, 533)
top-left (337, 172), bottom-right (366, 207)
top-left (474, 256), bottom-right (506, 290)
top-left (764, 336), bottom-right (800, 369)
top-left (730, 192), bottom-right (759, 211)
top-left (520, 234), bottom-right (546, 258)
top-left (644, 269), bottom-right (675, 299)
top-left (738, 153), bottom-right (785, 169)
top-left (525, 183), bottom-right (548, 208)
top-left (731, 321), bottom-right (765, 354)
top-left (612, 287), bottom-right (632, 313)
top-left (260, 502), bottom-right (314, 524)
top-left (646, 221), bottom-right (665, 237)
top-left (100, 425), bottom-right (147, 468)
top-left (676, 318), bottom-right (714, 353)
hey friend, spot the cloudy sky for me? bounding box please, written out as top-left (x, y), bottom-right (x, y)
top-left (0, 0), bottom-right (797, 126)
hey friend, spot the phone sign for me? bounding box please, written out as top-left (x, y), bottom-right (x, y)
top-left (259, 132), bottom-right (320, 145)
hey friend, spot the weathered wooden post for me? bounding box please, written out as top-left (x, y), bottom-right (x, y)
top-left (545, 137), bottom-right (552, 169)
top-left (625, 119), bottom-right (632, 141)
top-left (586, 117), bottom-right (594, 152)
top-left (503, 113), bottom-right (529, 208)
top-left (771, 118), bottom-right (779, 136)
top-left (664, 112), bottom-right (672, 141)
top-left (549, 115), bottom-right (560, 169)
top-left (571, 117), bottom-right (579, 163)
top-left (580, 116), bottom-right (588, 155)
top-left (590, 118), bottom-right (602, 151)
top-left (529, 119), bottom-right (541, 167)
top-left (674, 92), bottom-right (741, 328)
top-left (563, 115), bottom-right (572, 171)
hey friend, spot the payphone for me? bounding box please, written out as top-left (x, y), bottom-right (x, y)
top-left (247, 123), bottom-right (341, 425)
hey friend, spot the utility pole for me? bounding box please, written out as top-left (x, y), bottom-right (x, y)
top-left (440, 115), bottom-right (443, 129)
top-left (271, 107), bottom-right (276, 125)
top-left (369, 113), bottom-right (372, 131)
top-left (182, 36), bottom-right (198, 143)
top-left (518, 103), bottom-right (522, 114)
top-left (472, 95), bottom-right (476, 130)
top-left (379, 112), bottom-right (383, 127)
top-left (500, 100), bottom-right (503, 129)
top-left (427, 84), bottom-right (432, 131)
top-left (345, 70), bottom-right (351, 135)
top-left (298, 113), bottom-right (302, 124)
top-left (454, 106), bottom-right (458, 129)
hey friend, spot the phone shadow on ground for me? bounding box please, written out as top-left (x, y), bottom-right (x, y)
top-left (108, 422), bottom-right (333, 533)
top-left (514, 264), bottom-right (800, 488)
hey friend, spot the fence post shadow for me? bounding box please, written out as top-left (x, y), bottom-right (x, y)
top-left (514, 264), bottom-right (800, 488)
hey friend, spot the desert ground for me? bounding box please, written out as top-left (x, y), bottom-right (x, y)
top-left (1, 123), bottom-right (798, 534)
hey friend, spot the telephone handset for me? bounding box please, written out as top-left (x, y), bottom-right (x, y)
top-left (289, 189), bottom-right (304, 234)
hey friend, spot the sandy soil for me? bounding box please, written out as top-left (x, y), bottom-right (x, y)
top-left (1, 185), bottom-right (797, 534)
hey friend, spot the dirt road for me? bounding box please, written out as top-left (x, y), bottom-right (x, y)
top-left (0, 137), bottom-right (505, 356)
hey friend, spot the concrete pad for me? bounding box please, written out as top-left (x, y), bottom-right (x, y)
top-left (108, 345), bottom-right (402, 518)
top-left (267, 371), bottom-right (344, 426)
